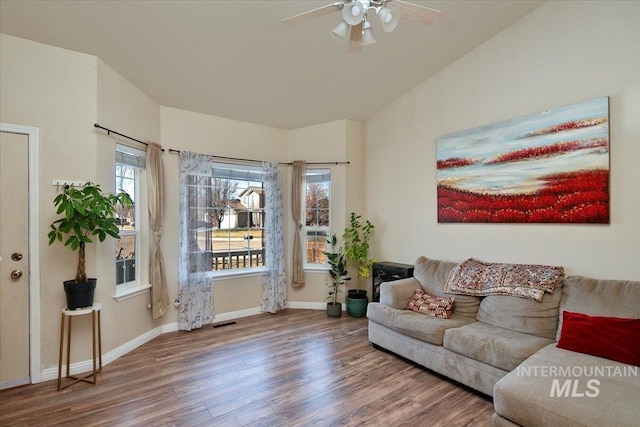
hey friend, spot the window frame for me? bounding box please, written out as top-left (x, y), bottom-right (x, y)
top-left (114, 144), bottom-right (150, 301)
top-left (303, 168), bottom-right (331, 271)
top-left (187, 162), bottom-right (267, 278)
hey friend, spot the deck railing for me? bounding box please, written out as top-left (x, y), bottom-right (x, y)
top-left (190, 248), bottom-right (264, 272)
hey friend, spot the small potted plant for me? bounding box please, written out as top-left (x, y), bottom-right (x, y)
top-left (48, 182), bottom-right (131, 310)
top-left (342, 212), bottom-right (375, 317)
top-left (323, 234), bottom-right (350, 318)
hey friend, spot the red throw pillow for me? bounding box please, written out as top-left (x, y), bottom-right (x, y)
top-left (557, 311), bottom-right (640, 366)
top-left (407, 289), bottom-right (455, 319)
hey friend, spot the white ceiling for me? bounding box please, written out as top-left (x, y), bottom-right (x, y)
top-left (0, 0), bottom-right (545, 130)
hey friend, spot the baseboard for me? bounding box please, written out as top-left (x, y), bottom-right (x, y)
top-left (40, 324), bottom-right (165, 382)
top-left (213, 307), bottom-right (263, 323)
top-left (39, 302), bottom-right (324, 382)
top-left (161, 322), bottom-right (179, 334)
top-left (288, 301), bottom-right (335, 310)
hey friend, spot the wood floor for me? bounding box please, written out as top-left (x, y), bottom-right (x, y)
top-left (0, 310), bottom-right (494, 426)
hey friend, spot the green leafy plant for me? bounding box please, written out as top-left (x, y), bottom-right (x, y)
top-left (343, 212), bottom-right (375, 289)
top-left (323, 234), bottom-right (351, 305)
top-left (48, 182), bottom-right (132, 284)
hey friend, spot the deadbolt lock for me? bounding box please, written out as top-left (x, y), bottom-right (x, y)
top-left (11, 252), bottom-right (23, 261)
top-left (11, 269), bottom-right (23, 279)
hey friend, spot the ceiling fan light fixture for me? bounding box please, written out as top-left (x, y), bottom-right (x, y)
top-left (281, 0), bottom-right (441, 54)
top-left (342, 1), bottom-right (366, 25)
top-left (377, 7), bottom-right (399, 33)
top-left (361, 19), bottom-right (376, 46)
top-left (330, 20), bottom-right (350, 41)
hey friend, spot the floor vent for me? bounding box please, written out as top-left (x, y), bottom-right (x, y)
top-left (212, 321), bottom-right (237, 328)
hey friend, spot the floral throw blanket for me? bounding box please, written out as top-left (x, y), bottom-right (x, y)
top-left (444, 258), bottom-right (564, 302)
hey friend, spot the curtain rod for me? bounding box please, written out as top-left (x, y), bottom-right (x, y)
top-left (167, 148), bottom-right (349, 166)
top-left (94, 123), bottom-right (165, 152)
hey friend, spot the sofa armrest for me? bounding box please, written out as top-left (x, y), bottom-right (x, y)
top-left (380, 277), bottom-right (420, 309)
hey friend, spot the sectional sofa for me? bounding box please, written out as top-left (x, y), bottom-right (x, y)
top-left (366, 256), bottom-right (640, 427)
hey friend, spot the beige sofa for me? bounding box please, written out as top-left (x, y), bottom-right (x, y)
top-left (366, 256), bottom-right (640, 427)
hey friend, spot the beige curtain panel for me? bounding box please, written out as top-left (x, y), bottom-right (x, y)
top-left (147, 142), bottom-right (170, 319)
top-left (291, 160), bottom-right (306, 287)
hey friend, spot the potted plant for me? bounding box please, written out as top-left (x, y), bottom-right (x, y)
top-left (48, 182), bottom-right (131, 310)
top-left (342, 212), bottom-right (375, 317)
top-left (323, 234), bottom-right (350, 318)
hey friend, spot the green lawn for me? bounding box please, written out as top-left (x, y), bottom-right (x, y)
top-left (209, 229), bottom-right (264, 239)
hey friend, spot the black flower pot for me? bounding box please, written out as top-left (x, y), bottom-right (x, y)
top-left (63, 278), bottom-right (97, 310)
top-left (347, 289), bottom-right (367, 299)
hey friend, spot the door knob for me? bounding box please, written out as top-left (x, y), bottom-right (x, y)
top-left (11, 269), bottom-right (23, 279)
top-left (11, 252), bottom-right (23, 261)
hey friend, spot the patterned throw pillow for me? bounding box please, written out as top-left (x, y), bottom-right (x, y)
top-left (407, 289), bottom-right (455, 319)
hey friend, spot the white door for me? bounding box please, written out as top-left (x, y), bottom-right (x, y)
top-left (0, 131), bottom-right (30, 389)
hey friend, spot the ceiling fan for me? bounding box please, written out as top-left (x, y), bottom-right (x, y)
top-left (282, 0), bottom-right (441, 54)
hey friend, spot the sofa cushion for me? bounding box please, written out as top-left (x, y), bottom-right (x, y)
top-left (379, 277), bottom-right (422, 309)
top-left (407, 289), bottom-right (455, 319)
top-left (413, 256), bottom-right (481, 318)
top-left (557, 311), bottom-right (640, 366)
top-left (367, 303), bottom-right (475, 346)
top-left (476, 277), bottom-right (563, 340)
top-left (494, 343), bottom-right (640, 427)
top-left (558, 275), bottom-right (640, 340)
top-left (443, 322), bottom-right (554, 372)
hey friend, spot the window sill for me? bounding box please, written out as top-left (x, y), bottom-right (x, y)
top-left (209, 267), bottom-right (268, 280)
top-left (305, 265), bottom-right (330, 273)
top-left (114, 283), bottom-right (151, 302)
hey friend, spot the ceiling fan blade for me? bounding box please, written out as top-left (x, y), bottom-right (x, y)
top-left (348, 22), bottom-right (363, 54)
top-left (388, 0), bottom-right (441, 24)
top-left (282, 2), bottom-right (344, 27)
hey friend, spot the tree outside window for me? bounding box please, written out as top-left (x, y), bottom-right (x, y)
top-left (187, 165), bottom-right (265, 272)
top-left (115, 148), bottom-right (143, 285)
top-left (305, 169), bottom-right (331, 265)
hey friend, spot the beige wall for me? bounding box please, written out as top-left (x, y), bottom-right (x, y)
top-left (0, 32), bottom-right (358, 376)
top-left (96, 59), bottom-right (162, 349)
top-left (159, 106), bottom-right (288, 314)
top-left (286, 119), bottom-right (362, 304)
top-left (97, 59), bottom-right (160, 143)
top-left (0, 35), bottom-right (162, 371)
top-left (159, 111), bottom-right (362, 312)
top-left (363, 1), bottom-right (640, 280)
top-left (1, 34), bottom-right (99, 368)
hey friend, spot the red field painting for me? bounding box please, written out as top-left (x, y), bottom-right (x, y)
top-left (436, 97), bottom-right (610, 224)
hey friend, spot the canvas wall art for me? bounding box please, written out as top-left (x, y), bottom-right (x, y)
top-left (436, 97), bottom-right (609, 223)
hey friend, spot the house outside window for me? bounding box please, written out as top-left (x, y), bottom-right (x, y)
top-left (186, 163), bottom-right (265, 274)
top-left (115, 144), bottom-right (145, 288)
top-left (304, 169), bottom-right (331, 268)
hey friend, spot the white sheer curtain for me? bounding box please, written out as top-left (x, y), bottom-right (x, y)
top-left (178, 151), bottom-right (215, 331)
top-left (261, 161), bottom-right (287, 313)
